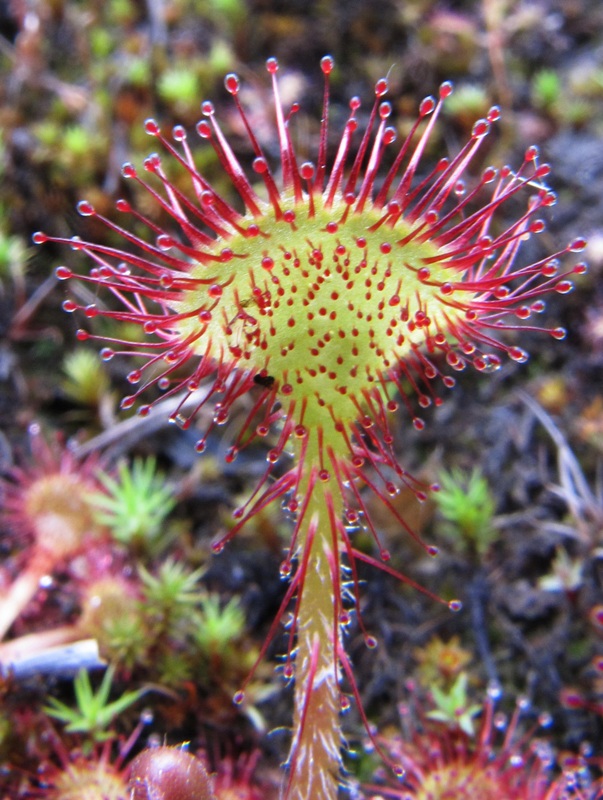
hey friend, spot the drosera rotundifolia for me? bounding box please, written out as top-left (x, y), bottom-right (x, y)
top-left (35, 56), bottom-right (586, 800)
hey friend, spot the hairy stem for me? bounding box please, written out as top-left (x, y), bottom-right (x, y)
top-left (286, 467), bottom-right (343, 800)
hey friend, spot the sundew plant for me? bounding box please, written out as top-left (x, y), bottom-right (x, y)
top-left (36, 57), bottom-right (585, 800)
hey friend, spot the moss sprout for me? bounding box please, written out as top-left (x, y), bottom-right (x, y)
top-left (87, 457), bottom-right (176, 555)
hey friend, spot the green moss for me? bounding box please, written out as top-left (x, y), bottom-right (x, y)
top-left (434, 467), bottom-right (496, 556)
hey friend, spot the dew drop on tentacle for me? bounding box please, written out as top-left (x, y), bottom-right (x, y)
top-left (77, 200), bottom-right (95, 216)
top-left (508, 347), bottom-right (529, 363)
top-left (214, 406), bottom-right (229, 425)
top-left (156, 234), bottom-right (175, 251)
top-left (493, 711), bottom-right (508, 731)
top-left (225, 73), bottom-right (240, 94)
top-left (339, 611), bottom-right (351, 626)
top-left (346, 509), bottom-right (359, 526)
top-left (144, 118), bottom-right (160, 136)
top-left (225, 446), bottom-right (239, 463)
top-left (539, 711), bottom-right (553, 729)
top-left (320, 55), bottom-right (334, 74)
top-left (569, 237), bottom-right (587, 253)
